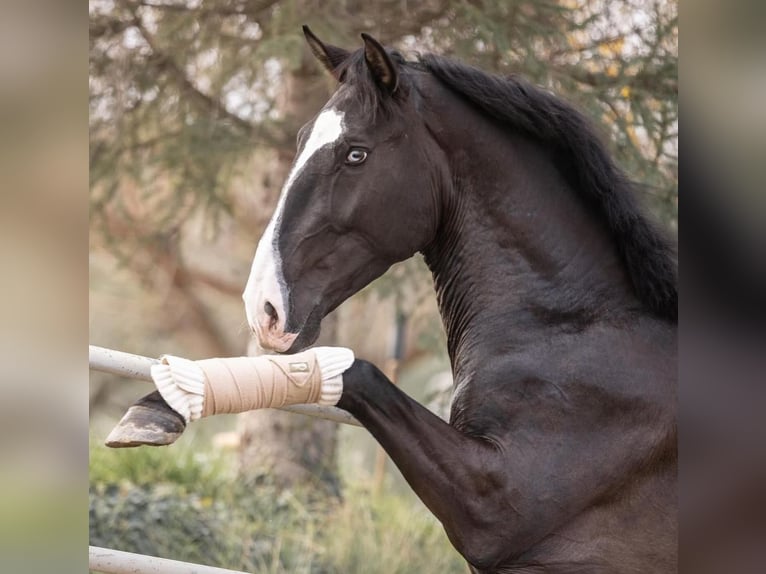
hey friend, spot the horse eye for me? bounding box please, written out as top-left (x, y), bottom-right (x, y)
top-left (346, 148), bottom-right (368, 165)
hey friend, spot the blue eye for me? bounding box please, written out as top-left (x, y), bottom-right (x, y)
top-left (346, 148), bottom-right (368, 165)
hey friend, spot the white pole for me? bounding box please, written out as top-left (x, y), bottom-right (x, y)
top-left (89, 345), bottom-right (362, 427)
top-left (89, 345), bottom-right (157, 381)
top-left (89, 546), bottom-right (250, 574)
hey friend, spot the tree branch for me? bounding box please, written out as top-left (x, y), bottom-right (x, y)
top-left (130, 13), bottom-right (256, 132)
top-left (554, 64), bottom-right (677, 98)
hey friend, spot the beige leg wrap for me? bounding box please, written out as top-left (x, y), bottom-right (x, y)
top-left (150, 347), bottom-right (354, 423)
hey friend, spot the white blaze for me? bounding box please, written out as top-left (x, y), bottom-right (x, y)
top-left (243, 108), bottom-right (345, 350)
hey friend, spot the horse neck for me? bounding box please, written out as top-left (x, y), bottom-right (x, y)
top-left (420, 97), bottom-right (639, 381)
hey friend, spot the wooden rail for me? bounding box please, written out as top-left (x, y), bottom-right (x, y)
top-left (89, 546), bottom-right (251, 574)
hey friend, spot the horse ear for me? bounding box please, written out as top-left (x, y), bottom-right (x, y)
top-left (361, 33), bottom-right (399, 93)
top-left (302, 25), bottom-right (350, 78)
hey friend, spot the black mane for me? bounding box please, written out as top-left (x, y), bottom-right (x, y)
top-left (417, 54), bottom-right (677, 321)
top-left (340, 49), bottom-right (677, 321)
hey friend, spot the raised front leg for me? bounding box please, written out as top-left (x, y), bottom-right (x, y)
top-left (105, 347), bottom-right (353, 448)
top-left (337, 359), bottom-right (675, 572)
top-left (338, 360), bottom-right (518, 569)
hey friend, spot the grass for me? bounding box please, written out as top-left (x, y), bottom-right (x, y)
top-left (89, 430), bottom-right (467, 573)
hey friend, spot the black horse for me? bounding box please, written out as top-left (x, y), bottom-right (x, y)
top-left (118, 28), bottom-right (678, 573)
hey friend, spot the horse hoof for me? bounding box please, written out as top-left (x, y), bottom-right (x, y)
top-left (105, 391), bottom-right (186, 448)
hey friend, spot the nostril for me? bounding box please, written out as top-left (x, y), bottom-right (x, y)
top-left (264, 301), bottom-right (279, 328)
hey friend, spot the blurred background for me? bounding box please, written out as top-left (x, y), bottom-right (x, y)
top-left (87, 0), bottom-right (677, 571)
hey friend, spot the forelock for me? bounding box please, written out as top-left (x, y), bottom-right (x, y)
top-left (333, 48), bottom-right (410, 122)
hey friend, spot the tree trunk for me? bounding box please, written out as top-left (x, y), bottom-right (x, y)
top-left (236, 56), bottom-right (342, 495)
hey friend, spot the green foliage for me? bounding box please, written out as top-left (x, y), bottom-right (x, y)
top-left (323, 484), bottom-right (465, 574)
top-left (89, 435), bottom-right (466, 573)
top-left (89, 432), bottom-right (236, 498)
top-left (90, 483), bottom-right (238, 568)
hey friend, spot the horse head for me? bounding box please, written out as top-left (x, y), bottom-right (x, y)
top-left (244, 28), bottom-right (443, 352)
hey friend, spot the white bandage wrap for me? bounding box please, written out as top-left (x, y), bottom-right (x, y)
top-left (151, 347), bottom-right (354, 423)
top-left (151, 355), bottom-right (206, 422)
top-left (313, 347), bottom-right (353, 405)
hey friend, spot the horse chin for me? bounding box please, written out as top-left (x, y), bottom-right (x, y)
top-left (279, 306), bottom-right (324, 353)
top-left (284, 318), bottom-right (322, 353)
top-left (254, 330), bottom-right (299, 354)
top-left (283, 331), bottom-right (316, 354)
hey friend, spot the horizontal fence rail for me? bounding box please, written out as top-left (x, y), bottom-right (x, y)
top-left (89, 546), bottom-right (251, 574)
top-left (89, 344), bottom-right (362, 427)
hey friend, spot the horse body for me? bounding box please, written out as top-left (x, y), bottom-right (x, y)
top-left (236, 30), bottom-right (678, 572)
top-left (121, 28), bottom-right (674, 573)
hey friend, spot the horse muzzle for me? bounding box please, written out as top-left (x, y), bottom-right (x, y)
top-left (244, 293), bottom-right (321, 354)
top-left (246, 299), bottom-right (299, 353)
top-left (243, 252), bottom-right (299, 353)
